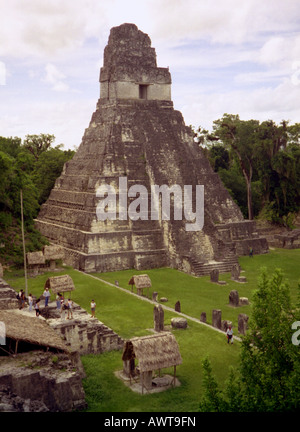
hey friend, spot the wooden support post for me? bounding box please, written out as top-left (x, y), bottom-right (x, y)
top-left (20, 190), bottom-right (28, 298)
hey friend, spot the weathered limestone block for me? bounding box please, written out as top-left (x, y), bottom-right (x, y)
top-left (171, 317), bottom-right (187, 329)
top-left (239, 297), bottom-right (249, 306)
top-left (221, 320), bottom-right (232, 332)
top-left (210, 269), bottom-right (219, 283)
top-left (0, 352), bottom-right (87, 412)
top-left (229, 290), bottom-right (239, 307)
top-left (141, 371), bottom-right (153, 391)
top-left (231, 264), bottom-right (240, 280)
top-left (200, 312), bottom-right (206, 323)
top-left (160, 297), bottom-right (168, 303)
top-left (212, 309), bottom-right (222, 329)
top-left (175, 301), bottom-right (181, 312)
top-left (238, 276), bottom-right (247, 283)
top-left (153, 304), bottom-right (164, 332)
top-left (238, 313), bottom-right (249, 335)
top-left (0, 279), bottom-right (19, 310)
top-left (152, 292), bottom-right (158, 302)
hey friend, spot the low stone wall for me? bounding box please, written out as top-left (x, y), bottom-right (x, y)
top-left (46, 302), bottom-right (124, 354)
top-left (0, 278), bottom-right (19, 310)
top-left (0, 351), bottom-right (86, 412)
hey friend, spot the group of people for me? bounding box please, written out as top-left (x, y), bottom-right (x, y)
top-left (17, 288), bottom-right (97, 320)
top-left (55, 292), bottom-right (74, 320)
top-left (17, 289), bottom-right (41, 317)
top-left (17, 287), bottom-right (74, 319)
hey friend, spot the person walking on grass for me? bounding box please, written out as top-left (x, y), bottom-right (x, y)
top-left (90, 300), bottom-right (96, 318)
top-left (226, 326), bottom-right (234, 344)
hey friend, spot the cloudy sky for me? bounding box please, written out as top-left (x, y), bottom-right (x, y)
top-left (1, 0), bottom-right (300, 150)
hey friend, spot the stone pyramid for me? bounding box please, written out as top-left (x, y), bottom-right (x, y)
top-left (35, 23), bottom-right (268, 275)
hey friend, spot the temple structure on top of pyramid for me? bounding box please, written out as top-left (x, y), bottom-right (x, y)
top-left (35, 23), bottom-right (268, 275)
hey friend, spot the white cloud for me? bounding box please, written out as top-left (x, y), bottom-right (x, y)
top-left (149, 0), bottom-right (300, 45)
top-left (0, 97), bottom-right (96, 149)
top-left (0, 0), bottom-right (299, 149)
top-left (0, 62), bottom-right (6, 85)
top-left (0, 0), bottom-right (109, 59)
top-left (43, 63), bottom-right (69, 91)
top-left (179, 76), bottom-right (300, 132)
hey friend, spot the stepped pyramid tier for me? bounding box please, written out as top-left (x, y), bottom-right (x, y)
top-left (35, 23), bottom-right (268, 275)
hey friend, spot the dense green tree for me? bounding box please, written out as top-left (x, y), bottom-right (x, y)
top-left (0, 136), bottom-right (22, 158)
top-left (33, 146), bottom-right (75, 204)
top-left (199, 269), bottom-right (300, 412)
top-left (207, 144), bottom-right (230, 172)
top-left (0, 151), bottom-right (14, 212)
top-left (210, 114), bottom-right (260, 220)
top-left (23, 133), bottom-right (55, 160)
top-left (197, 116), bottom-right (299, 224)
top-left (0, 134), bottom-right (75, 266)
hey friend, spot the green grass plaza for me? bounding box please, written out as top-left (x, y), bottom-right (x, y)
top-left (4, 247), bottom-right (299, 412)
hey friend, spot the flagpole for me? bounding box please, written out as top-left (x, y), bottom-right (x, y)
top-left (20, 190), bottom-right (28, 298)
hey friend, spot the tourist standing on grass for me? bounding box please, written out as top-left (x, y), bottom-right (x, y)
top-left (43, 287), bottom-right (51, 307)
top-left (249, 247), bottom-right (253, 258)
top-left (91, 300), bottom-right (96, 318)
top-left (226, 326), bottom-right (234, 344)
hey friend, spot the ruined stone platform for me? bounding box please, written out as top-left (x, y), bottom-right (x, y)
top-left (45, 301), bottom-right (124, 354)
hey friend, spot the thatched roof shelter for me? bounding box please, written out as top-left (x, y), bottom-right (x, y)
top-left (122, 332), bottom-right (182, 373)
top-left (27, 251), bottom-right (45, 266)
top-left (43, 245), bottom-right (65, 261)
top-left (0, 310), bottom-right (69, 353)
top-left (44, 275), bottom-right (75, 294)
top-left (128, 274), bottom-right (152, 296)
top-left (128, 274), bottom-right (152, 288)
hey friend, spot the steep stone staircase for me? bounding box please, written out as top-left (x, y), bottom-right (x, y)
top-left (188, 241), bottom-right (239, 277)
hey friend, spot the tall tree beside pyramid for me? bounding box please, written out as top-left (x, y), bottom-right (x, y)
top-left (35, 23), bottom-right (268, 274)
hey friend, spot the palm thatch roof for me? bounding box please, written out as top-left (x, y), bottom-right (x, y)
top-left (128, 274), bottom-right (152, 288)
top-left (122, 332), bottom-right (182, 373)
top-left (43, 245), bottom-right (65, 261)
top-left (44, 275), bottom-right (75, 294)
top-left (27, 251), bottom-right (45, 265)
top-left (0, 310), bottom-right (69, 352)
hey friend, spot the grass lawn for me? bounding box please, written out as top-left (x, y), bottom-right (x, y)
top-left (3, 248), bottom-right (299, 412)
